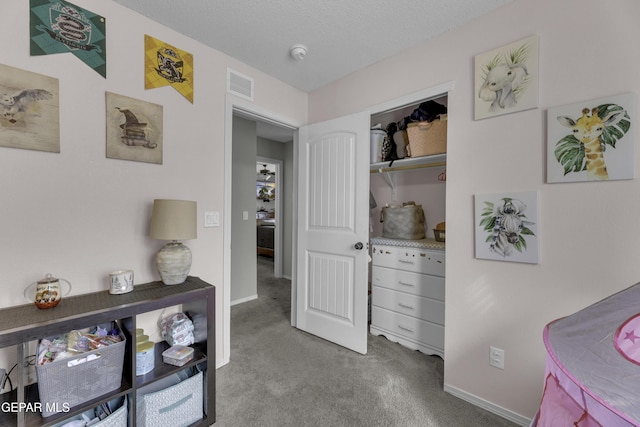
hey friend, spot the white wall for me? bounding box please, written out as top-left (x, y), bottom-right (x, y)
top-left (231, 116), bottom-right (258, 302)
top-left (309, 0), bottom-right (640, 421)
top-left (257, 137), bottom-right (294, 278)
top-left (0, 0), bottom-right (307, 369)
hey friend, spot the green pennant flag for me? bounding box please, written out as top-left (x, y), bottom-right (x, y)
top-left (30, 0), bottom-right (106, 78)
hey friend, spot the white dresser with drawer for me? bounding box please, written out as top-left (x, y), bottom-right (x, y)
top-left (370, 240), bottom-right (445, 358)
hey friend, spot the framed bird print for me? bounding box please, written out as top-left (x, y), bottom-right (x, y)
top-left (105, 92), bottom-right (163, 164)
top-left (0, 63), bottom-right (59, 153)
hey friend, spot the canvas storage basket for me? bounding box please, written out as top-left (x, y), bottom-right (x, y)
top-left (90, 398), bottom-right (127, 427)
top-left (406, 114), bottom-right (447, 157)
top-left (136, 370), bottom-right (203, 427)
top-left (50, 397), bottom-right (127, 427)
top-left (37, 326), bottom-right (126, 417)
top-left (380, 202), bottom-right (426, 240)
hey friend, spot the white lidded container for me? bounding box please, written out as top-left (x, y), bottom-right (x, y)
top-left (162, 345), bottom-right (194, 367)
top-left (370, 125), bottom-right (386, 163)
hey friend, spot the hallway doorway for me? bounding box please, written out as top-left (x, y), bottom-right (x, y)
top-left (256, 158), bottom-right (281, 276)
top-left (222, 93), bottom-right (300, 365)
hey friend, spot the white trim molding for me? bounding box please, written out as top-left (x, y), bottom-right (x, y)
top-left (444, 384), bottom-right (532, 426)
top-left (231, 294), bottom-right (258, 306)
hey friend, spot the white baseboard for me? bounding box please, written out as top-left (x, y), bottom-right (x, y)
top-left (231, 294), bottom-right (258, 306)
top-left (443, 384), bottom-right (532, 426)
top-left (282, 274), bottom-right (292, 280)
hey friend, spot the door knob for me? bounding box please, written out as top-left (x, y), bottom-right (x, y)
top-left (354, 242), bottom-right (364, 250)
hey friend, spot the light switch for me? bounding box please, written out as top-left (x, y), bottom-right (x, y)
top-left (242, 211), bottom-right (249, 221)
top-left (204, 211), bottom-right (220, 227)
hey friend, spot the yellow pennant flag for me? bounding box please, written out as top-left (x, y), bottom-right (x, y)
top-left (145, 35), bottom-right (194, 103)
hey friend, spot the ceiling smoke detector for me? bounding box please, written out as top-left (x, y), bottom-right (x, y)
top-left (289, 44), bottom-right (308, 61)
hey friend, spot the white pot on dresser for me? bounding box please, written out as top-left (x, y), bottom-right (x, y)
top-left (370, 240), bottom-right (445, 358)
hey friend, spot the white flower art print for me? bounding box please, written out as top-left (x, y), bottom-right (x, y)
top-left (474, 191), bottom-right (539, 264)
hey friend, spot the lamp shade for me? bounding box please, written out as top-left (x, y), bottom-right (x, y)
top-left (149, 199), bottom-right (197, 241)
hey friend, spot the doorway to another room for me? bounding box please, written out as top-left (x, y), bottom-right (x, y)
top-left (225, 98), bottom-right (297, 364)
top-left (255, 159), bottom-right (280, 272)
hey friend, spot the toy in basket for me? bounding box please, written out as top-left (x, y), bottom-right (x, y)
top-left (406, 114), bottom-right (447, 158)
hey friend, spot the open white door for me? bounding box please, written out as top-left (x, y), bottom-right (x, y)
top-left (296, 111), bottom-right (370, 354)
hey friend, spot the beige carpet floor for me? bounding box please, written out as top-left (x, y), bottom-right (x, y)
top-left (214, 256), bottom-right (519, 426)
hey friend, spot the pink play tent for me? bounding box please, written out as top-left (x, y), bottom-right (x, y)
top-left (532, 283), bottom-right (640, 426)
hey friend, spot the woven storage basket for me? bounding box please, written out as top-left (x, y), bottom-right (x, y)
top-left (47, 396), bottom-right (129, 427)
top-left (137, 371), bottom-right (203, 427)
top-left (49, 398), bottom-right (127, 427)
top-left (406, 114), bottom-right (447, 157)
top-left (93, 399), bottom-right (127, 427)
top-left (37, 327), bottom-right (126, 417)
top-left (380, 202), bottom-right (426, 240)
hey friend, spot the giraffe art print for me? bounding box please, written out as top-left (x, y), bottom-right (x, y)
top-left (547, 93), bottom-right (635, 183)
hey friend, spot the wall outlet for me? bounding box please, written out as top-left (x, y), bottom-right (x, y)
top-left (490, 346), bottom-right (505, 369)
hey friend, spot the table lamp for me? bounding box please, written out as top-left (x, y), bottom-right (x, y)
top-left (149, 199), bottom-right (197, 285)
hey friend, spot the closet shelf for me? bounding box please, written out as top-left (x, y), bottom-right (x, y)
top-left (370, 153), bottom-right (446, 174)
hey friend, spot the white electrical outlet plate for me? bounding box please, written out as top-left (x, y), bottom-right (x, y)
top-left (242, 211), bottom-right (249, 221)
top-left (490, 346), bottom-right (505, 369)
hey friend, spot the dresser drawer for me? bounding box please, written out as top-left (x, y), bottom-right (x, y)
top-left (371, 306), bottom-right (444, 349)
top-left (372, 286), bottom-right (444, 325)
top-left (371, 266), bottom-right (444, 301)
top-left (371, 245), bottom-right (445, 276)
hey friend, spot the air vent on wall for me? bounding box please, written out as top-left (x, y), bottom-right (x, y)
top-left (227, 68), bottom-right (254, 101)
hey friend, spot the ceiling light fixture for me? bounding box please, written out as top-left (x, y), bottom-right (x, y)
top-left (260, 164), bottom-right (275, 179)
top-left (289, 44), bottom-right (308, 61)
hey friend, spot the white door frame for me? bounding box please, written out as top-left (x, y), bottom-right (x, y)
top-left (256, 156), bottom-right (283, 278)
top-left (222, 94), bottom-right (302, 366)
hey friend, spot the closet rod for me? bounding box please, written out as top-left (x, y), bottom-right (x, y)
top-left (370, 160), bottom-right (446, 174)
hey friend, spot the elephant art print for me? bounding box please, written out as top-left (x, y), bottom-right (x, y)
top-left (474, 35), bottom-right (539, 120)
top-left (478, 62), bottom-right (528, 112)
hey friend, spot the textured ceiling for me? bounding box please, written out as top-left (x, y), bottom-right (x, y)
top-left (113, 0), bottom-right (514, 93)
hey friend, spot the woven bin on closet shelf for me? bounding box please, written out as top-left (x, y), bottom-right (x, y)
top-left (406, 114), bottom-right (447, 157)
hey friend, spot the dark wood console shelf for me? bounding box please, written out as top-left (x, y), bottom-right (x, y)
top-left (0, 276), bottom-right (215, 427)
